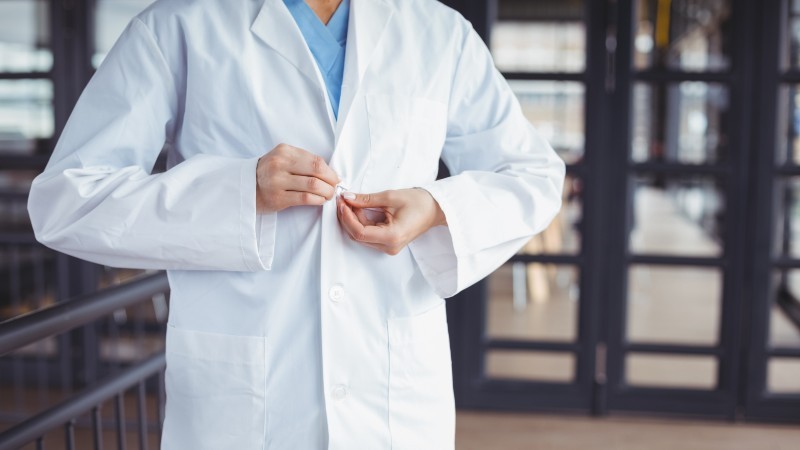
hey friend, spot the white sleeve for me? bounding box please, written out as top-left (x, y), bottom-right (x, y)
top-left (27, 18), bottom-right (276, 272)
top-left (408, 25), bottom-right (566, 298)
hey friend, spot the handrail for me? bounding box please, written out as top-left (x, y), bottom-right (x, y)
top-left (0, 353), bottom-right (166, 450)
top-left (0, 272), bottom-right (169, 356)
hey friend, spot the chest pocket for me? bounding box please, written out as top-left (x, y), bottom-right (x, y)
top-left (362, 94), bottom-right (447, 192)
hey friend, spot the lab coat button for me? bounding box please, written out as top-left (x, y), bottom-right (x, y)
top-left (332, 384), bottom-right (348, 400)
top-left (328, 284), bottom-right (345, 302)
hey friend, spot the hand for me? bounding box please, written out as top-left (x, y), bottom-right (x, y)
top-left (256, 144), bottom-right (340, 213)
top-left (337, 188), bottom-right (447, 255)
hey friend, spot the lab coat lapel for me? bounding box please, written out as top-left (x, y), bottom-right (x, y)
top-left (251, 0), bottom-right (325, 94)
top-left (336, 0), bottom-right (394, 135)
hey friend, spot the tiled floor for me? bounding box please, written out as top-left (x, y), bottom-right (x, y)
top-left (456, 411), bottom-right (800, 450)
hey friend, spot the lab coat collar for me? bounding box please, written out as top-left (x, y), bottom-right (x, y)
top-left (251, 0), bottom-right (395, 135)
top-left (337, 0), bottom-right (394, 132)
top-left (251, 0), bottom-right (322, 90)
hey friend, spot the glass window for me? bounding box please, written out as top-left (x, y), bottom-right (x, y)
top-left (0, 0), bottom-right (51, 73)
top-left (491, 21), bottom-right (586, 73)
top-left (0, 80), bottom-right (53, 154)
top-left (626, 353), bottom-right (717, 389)
top-left (0, 169), bottom-right (39, 231)
top-left (772, 177), bottom-right (800, 259)
top-left (631, 82), bottom-right (730, 164)
top-left (486, 264), bottom-right (579, 342)
top-left (629, 176), bottom-right (725, 257)
top-left (511, 81), bottom-right (585, 165)
top-left (769, 270), bottom-right (800, 348)
top-left (634, 0), bottom-right (731, 71)
top-left (786, 0), bottom-right (800, 70)
top-left (767, 357), bottom-right (800, 393)
top-left (485, 350), bottom-right (575, 383)
top-left (776, 85), bottom-right (800, 166)
top-left (627, 265), bottom-right (721, 345)
top-left (93, 0), bottom-right (155, 67)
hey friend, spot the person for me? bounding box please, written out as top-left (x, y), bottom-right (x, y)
top-left (27, 0), bottom-right (565, 448)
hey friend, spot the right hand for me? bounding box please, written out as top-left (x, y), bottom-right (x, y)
top-left (256, 144), bottom-right (340, 213)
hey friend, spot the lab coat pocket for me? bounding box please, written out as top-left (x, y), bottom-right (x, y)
top-left (364, 94), bottom-right (447, 192)
top-left (162, 325), bottom-right (267, 450)
top-left (387, 301), bottom-right (455, 450)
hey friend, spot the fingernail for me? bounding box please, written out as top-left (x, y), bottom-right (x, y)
top-left (342, 192), bottom-right (356, 200)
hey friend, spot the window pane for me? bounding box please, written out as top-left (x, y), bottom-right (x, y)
top-left (631, 82), bottom-right (730, 164)
top-left (0, 243), bottom-right (59, 321)
top-left (627, 265), bottom-right (721, 345)
top-left (634, 0), bottom-right (731, 71)
top-left (519, 174), bottom-right (581, 256)
top-left (0, 169), bottom-right (38, 232)
top-left (491, 20), bottom-right (586, 73)
top-left (629, 176), bottom-right (725, 256)
top-left (767, 358), bottom-right (800, 393)
top-left (777, 85), bottom-right (800, 165)
top-left (0, 79), bottom-right (53, 154)
top-left (769, 270), bottom-right (800, 348)
top-left (486, 350), bottom-right (575, 383)
top-left (511, 80), bottom-right (585, 165)
top-left (486, 264), bottom-right (579, 342)
top-left (93, 0), bottom-right (155, 67)
top-left (626, 354), bottom-right (717, 389)
top-left (787, 0), bottom-right (800, 70)
top-left (773, 177), bottom-right (800, 259)
top-left (0, 0), bottom-right (51, 73)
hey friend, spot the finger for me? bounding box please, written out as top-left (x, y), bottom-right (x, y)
top-left (287, 147), bottom-right (340, 187)
top-left (341, 190), bottom-right (394, 209)
top-left (282, 190), bottom-right (327, 208)
top-left (338, 206), bottom-right (392, 253)
top-left (339, 200), bottom-right (394, 245)
top-left (338, 202), bottom-right (403, 255)
top-left (354, 208), bottom-right (378, 226)
top-left (285, 174), bottom-right (336, 200)
top-left (336, 197), bottom-right (346, 223)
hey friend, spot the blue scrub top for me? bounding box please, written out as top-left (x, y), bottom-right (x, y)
top-left (284, 0), bottom-right (350, 120)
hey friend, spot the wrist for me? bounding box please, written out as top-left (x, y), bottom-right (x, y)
top-left (414, 187), bottom-right (447, 228)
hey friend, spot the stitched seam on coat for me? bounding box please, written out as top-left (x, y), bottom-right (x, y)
top-left (239, 160), bottom-right (255, 271)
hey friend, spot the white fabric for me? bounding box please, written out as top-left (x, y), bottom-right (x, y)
top-left (27, 0), bottom-right (565, 448)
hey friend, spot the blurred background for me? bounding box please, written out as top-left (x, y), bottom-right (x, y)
top-left (1, 0), bottom-right (800, 448)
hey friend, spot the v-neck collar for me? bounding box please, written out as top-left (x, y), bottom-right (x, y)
top-left (283, 0), bottom-right (348, 73)
top-left (252, 0), bottom-right (395, 132)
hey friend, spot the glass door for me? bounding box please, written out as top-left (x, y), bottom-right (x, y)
top-left (603, 0), bottom-right (746, 418)
top-left (746, 0), bottom-right (800, 421)
top-left (450, 0), bottom-right (607, 413)
top-left (450, 0), bottom-right (800, 421)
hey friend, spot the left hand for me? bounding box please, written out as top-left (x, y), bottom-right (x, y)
top-left (337, 188), bottom-right (447, 255)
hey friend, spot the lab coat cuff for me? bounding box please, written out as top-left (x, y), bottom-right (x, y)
top-left (408, 225), bottom-right (459, 298)
top-left (407, 180), bottom-right (467, 298)
top-left (239, 156), bottom-right (275, 271)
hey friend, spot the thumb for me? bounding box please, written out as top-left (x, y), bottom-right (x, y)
top-left (342, 190), bottom-right (391, 208)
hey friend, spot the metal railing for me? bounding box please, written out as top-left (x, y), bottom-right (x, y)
top-left (0, 273), bottom-right (169, 450)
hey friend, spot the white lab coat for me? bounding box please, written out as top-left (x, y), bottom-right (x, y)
top-left (27, 0), bottom-right (565, 448)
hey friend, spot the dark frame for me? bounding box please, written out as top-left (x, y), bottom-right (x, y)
top-left (448, 0), bottom-right (800, 423)
top-left (744, 0), bottom-right (800, 423)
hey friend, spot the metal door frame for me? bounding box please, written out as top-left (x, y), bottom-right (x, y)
top-left (447, 0), bottom-right (800, 422)
top-left (444, 0), bottom-right (611, 414)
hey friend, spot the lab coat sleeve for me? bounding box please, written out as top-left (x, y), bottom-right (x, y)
top-left (408, 25), bottom-right (566, 298)
top-left (27, 18), bottom-right (276, 272)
